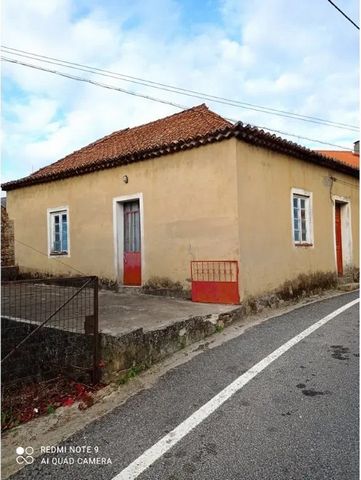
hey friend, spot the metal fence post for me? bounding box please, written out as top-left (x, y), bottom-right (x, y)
top-left (92, 276), bottom-right (101, 384)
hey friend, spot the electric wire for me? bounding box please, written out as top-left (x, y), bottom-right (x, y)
top-left (2, 45), bottom-right (358, 132)
top-left (327, 0), bottom-right (360, 30)
top-left (1, 55), bottom-right (355, 151)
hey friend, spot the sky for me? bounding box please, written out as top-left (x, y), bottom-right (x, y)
top-left (1, 0), bottom-right (359, 184)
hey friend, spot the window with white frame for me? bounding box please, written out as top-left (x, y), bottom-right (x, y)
top-left (49, 209), bottom-right (69, 255)
top-left (292, 192), bottom-right (312, 245)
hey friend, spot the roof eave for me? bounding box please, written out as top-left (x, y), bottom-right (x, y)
top-left (233, 125), bottom-right (359, 178)
top-left (2, 127), bottom-right (235, 191)
top-left (2, 125), bottom-right (359, 191)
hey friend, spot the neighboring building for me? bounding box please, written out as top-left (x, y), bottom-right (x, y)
top-left (1, 197), bottom-right (15, 267)
top-left (2, 105), bottom-right (359, 301)
top-left (316, 140), bottom-right (360, 169)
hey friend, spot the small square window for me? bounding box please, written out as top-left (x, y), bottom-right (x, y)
top-left (49, 209), bottom-right (69, 255)
top-left (292, 193), bottom-right (312, 246)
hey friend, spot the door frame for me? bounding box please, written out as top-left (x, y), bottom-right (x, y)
top-left (112, 193), bottom-right (144, 285)
top-left (332, 195), bottom-right (352, 275)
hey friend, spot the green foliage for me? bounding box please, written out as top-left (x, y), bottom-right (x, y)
top-left (116, 365), bottom-right (144, 385)
top-left (352, 267), bottom-right (360, 283)
top-left (278, 271), bottom-right (338, 300)
top-left (178, 336), bottom-right (187, 349)
top-left (142, 276), bottom-right (184, 291)
top-left (46, 404), bottom-right (56, 414)
top-left (99, 278), bottom-right (119, 291)
top-left (1, 408), bottom-right (19, 430)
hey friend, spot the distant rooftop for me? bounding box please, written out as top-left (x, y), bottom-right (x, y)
top-left (316, 146), bottom-right (359, 169)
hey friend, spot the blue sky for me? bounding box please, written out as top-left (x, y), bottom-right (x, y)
top-left (2, 0), bottom-right (359, 184)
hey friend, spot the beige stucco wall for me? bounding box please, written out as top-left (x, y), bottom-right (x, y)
top-left (235, 141), bottom-right (359, 299)
top-left (7, 140), bottom-right (240, 287)
top-left (6, 137), bottom-right (359, 301)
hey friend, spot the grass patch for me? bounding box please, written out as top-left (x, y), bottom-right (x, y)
top-left (352, 267), bottom-right (359, 283)
top-left (116, 365), bottom-right (144, 385)
top-left (142, 276), bottom-right (183, 292)
top-left (99, 278), bottom-right (119, 291)
top-left (1, 408), bottom-right (19, 430)
top-left (46, 404), bottom-right (56, 415)
top-left (277, 271), bottom-right (337, 301)
top-left (142, 277), bottom-right (191, 299)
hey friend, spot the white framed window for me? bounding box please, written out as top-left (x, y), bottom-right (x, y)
top-left (48, 207), bottom-right (70, 256)
top-left (291, 189), bottom-right (313, 246)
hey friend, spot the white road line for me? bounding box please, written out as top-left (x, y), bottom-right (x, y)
top-left (113, 298), bottom-right (359, 480)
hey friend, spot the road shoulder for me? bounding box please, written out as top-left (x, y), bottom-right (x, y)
top-left (2, 288), bottom-right (358, 479)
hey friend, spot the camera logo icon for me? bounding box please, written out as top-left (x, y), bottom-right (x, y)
top-left (16, 446), bottom-right (34, 465)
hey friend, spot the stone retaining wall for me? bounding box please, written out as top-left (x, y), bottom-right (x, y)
top-left (100, 307), bottom-right (245, 382)
top-left (1, 206), bottom-right (15, 267)
top-left (1, 317), bottom-right (94, 387)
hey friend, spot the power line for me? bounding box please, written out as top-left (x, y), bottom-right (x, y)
top-left (3, 45), bottom-right (356, 131)
top-left (14, 238), bottom-right (86, 275)
top-left (335, 178), bottom-right (359, 188)
top-left (2, 45), bottom-right (358, 132)
top-left (327, 0), bottom-right (360, 30)
top-left (246, 125), bottom-right (354, 150)
top-left (1, 55), bottom-right (186, 109)
top-left (1, 55), bottom-right (353, 151)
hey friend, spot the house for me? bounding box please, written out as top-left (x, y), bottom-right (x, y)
top-left (2, 104), bottom-right (359, 302)
top-left (316, 140), bottom-right (359, 169)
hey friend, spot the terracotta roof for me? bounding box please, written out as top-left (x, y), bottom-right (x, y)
top-left (2, 104), bottom-right (358, 191)
top-left (316, 150), bottom-right (359, 169)
top-left (3, 105), bottom-right (231, 191)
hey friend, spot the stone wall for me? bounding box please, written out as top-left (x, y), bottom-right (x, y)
top-left (100, 307), bottom-right (244, 382)
top-left (1, 206), bottom-right (15, 267)
top-left (1, 317), bottom-right (94, 387)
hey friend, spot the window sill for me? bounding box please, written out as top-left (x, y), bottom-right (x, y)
top-left (50, 252), bottom-right (69, 256)
top-left (294, 243), bottom-right (313, 248)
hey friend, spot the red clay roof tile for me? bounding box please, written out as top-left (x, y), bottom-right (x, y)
top-left (2, 104), bottom-right (358, 191)
top-left (28, 104), bottom-right (232, 180)
top-left (316, 150), bottom-right (359, 169)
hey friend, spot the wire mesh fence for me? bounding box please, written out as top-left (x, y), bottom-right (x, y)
top-left (1, 276), bottom-right (100, 398)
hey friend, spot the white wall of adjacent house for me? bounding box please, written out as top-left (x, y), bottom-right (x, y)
top-left (332, 195), bottom-right (353, 272)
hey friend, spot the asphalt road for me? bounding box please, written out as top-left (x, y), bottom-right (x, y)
top-left (11, 291), bottom-right (359, 480)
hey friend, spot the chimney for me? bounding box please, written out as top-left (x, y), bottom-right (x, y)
top-left (353, 140), bottom-right (359, 154)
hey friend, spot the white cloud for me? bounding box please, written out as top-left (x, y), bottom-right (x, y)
top-left (9, 98), bottom-right (59, 133)
top-left (1, 0), bottom-right (359, 183)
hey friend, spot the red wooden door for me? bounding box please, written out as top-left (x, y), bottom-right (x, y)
top-left (335, 203), bottom-right (343, 276)
top-left (123, 201), bottom-right (141, 285)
